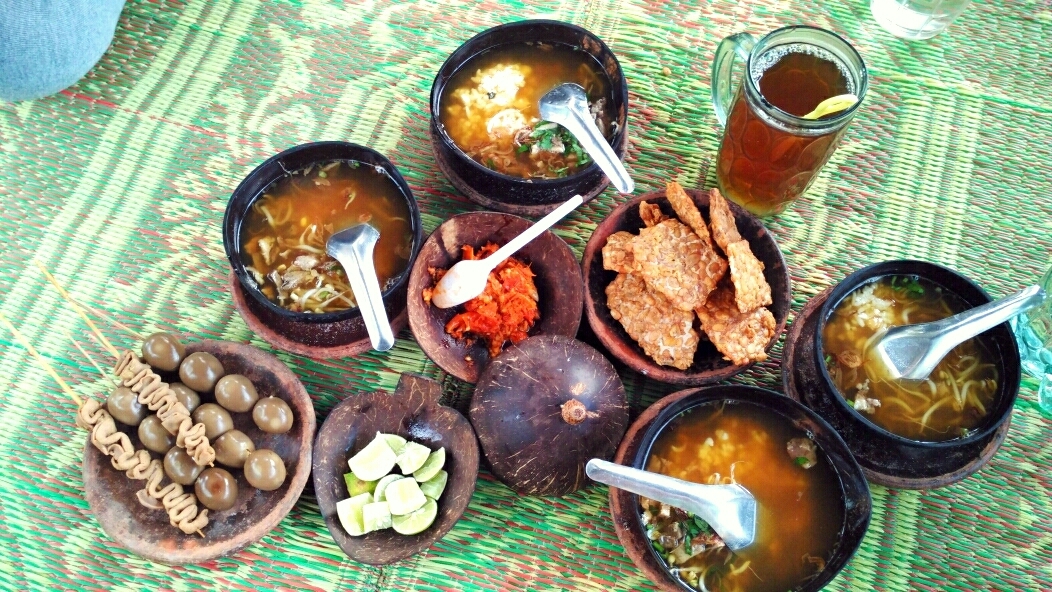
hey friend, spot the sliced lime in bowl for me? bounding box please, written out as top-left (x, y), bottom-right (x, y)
top-left (392, 498), bottom-right (438, 535)
top-left (413, 448), bottom-right (446, 483)
top-left (386, 477), bottom-right (427, 516)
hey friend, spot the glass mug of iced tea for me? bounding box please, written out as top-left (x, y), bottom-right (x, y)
top-left (711, 26), bottom-right (868, 216)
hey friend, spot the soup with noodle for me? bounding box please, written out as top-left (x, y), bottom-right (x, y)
top-left (439, 43), bottom-right (616, 179)
top-left (642, 403), bottom-right (843, 592)
top-left (821, 276), bottom-right (999, 441)
top-left (240, 160), bottom-right (414, 314)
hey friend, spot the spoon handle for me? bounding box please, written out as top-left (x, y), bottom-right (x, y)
top-left (586, 459), bottom-right (720, 522)
top-left (560, 110), bottom-right (634, 194)
top-left (329, 228), bottom-right (395, 352)
top-left (932, 285), bottom-right (1045, 350)
top-left (489, 194), bottom-right (583, 265)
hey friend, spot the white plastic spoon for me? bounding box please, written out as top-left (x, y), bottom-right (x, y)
top-left (429, 194), bottom-right (584, 309)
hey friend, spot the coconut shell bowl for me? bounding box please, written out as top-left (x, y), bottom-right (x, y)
top-left (312, 373), bottom-right (479, 565)
top-left (783, 260), bottom-right (1020, 488)
top-left (222, 141), bottom-right (423, 359)
top-left (609, 385), bottom-right (871, 592)
top-left (582, 187), bottom-right (791, 385)
top-left (407, 211), bottom-right (585, 384)
top-left (83, 339), bottom-right (316, 564)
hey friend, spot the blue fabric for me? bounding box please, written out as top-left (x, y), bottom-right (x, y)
top-left (0, 0), bottom-right (126, 102)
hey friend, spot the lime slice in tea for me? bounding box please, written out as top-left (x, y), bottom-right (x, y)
top-left (344, 473), bottom-right (377, 497)
top-left (336, 492), bottom-right (372, 537)
top-left (396, 441), bottom-right (432, 475)
top-left (348, 434), bottom-right (397, 482)
top-left (362, 501), bottom-right (393, 533)
top-left (413, 448), bottom-right (446, 483)
top-left (385, 477), bottom-right (427, 516)
top-left (381, 433), bottom-right (407, 456)
top-left (418, 470), bottom-right (448, 500)
top-left (391, 498), bottom-right (438, 535)
top-left (373, 474), bottom-right (406, 503)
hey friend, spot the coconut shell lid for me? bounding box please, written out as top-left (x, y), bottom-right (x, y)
top-left (469, 335), bottom-right (628, 496)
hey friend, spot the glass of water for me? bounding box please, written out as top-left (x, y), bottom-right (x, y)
top-left (1012, 265), bottom-right (1052, 415)
top-left (870, 0), bottom-right (973, 40)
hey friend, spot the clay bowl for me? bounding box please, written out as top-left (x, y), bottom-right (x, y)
top-left (222, 141), bottom-right (423, 354)
top-left (429, 19), bottom-right (629, 216)
top-left (609, 385), bottom-right (870, 592)
top-left (83, 339), bottom-right (316, 564)
top-left (313, 373), bottom-right (479, 565)
top-left (800, 260), bottom-right (1021, 485)
top-left (407, 212), bottom-right (585, 383)
top-left (582, 188), bottom-right (791, 385)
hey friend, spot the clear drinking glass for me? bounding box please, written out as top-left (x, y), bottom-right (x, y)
top-left (1012, 265), bottom-right (1052, 415)
top-left (870, 0), bottom-right (973, 40)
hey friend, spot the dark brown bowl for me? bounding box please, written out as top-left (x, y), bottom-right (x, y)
top-left (429, 19), bottom-right (629, 216)
top-left (407, 212), bottom-right (585, 383)
top-left (312, 374), bottom-right (479, 565)
top-left (609, 385), bottom-right (871, 592)
top-left (798, 260), bottom-right (1021, 485)
top-left (83, 339), bottom-right (316, 564)
top-left (582, 188), bottom-right (791, 385)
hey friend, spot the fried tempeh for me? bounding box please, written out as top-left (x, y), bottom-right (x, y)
top-left (695, 282), bottom-right (776, 365)
top-left (632, 219), bottom-right (727, 311)
top-left (606, 272), bottom-right (699, 370)
top-left (707, 188), bottom-right (741, 251)
top-left (639, 201), bottom-right (668, 228)
top-left (666, 181), bottom-right (713, 246)
top-left (725, 240), bottom-right (773, 313)
top-left (602, 231), bottom-right (639, 273)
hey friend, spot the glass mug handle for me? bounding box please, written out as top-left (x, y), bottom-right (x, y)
top-left (711, 33), bottom-right (756, 126)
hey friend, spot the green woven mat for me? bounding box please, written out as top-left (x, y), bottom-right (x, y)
top-left (1, 0), bottom-right (1050, 590)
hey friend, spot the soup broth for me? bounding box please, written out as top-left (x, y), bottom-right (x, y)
top-left (240, 160), bottom-right (414, 313)
top-left (822, 276), bottom-right (999, 441)
top-left (439, 43), bottom-right (615, 179)
top-left (643, 403), bottom-right (844, 592)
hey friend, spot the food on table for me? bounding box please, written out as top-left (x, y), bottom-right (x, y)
top-left (75, 399), bottom-right (209, 535)
top-left (252, 396), bottom-right (294, 434)
top-left (164, 446), bottom-right (204, 486)
top-left (470, 335), bottom-right (628, 496)
top-left (141, 331), bottom-right (186, 372)
top-left (169, 383), bottom-right (201, 414)
top-left (339, 433), bottom-right (448, 536)
top-left (179, 351), bottom-right (225, 393)
top-left (641, 403), bottom-right (843, 592)
top-left (138, 415), bottom-right (175, 454)
top-left (438, 43), bottom-right (616, 179)
top-left (214, 374), bottom-right (259, 413)
top-left (243, 449), bottom-right (287, 491)
top-left (422, 243), bottom-right (540, 357)
top-left (192, 403), bottom-right (235, 441)
top-left (822, 275), bottom-right (999, 441)
top-left (195, 467), bottom-right (239, 512)
top-left (602, 183), bottom-right (775, 368)
top-left (240, 159), bottom-right (414, 314)
top-left (106, 386), bottom-right (147, 426)
top-left (214, 429), bottom-right (256, 469)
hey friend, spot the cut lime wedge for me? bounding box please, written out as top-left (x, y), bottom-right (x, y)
top-left (348, 434), bottom-right (397, 482)
top-left (418, 470), bottom-right (448, 500)
top-left (381, 433), bottom-right (407, 456)
top-left (413, 447), bottom-right (446, 483)
top-left (336, 492), bottom-right (372, 537)
top-left (391, 498), bottom-right (438, 535)
top-left (396, 441), bottom-right (432, 475)
top-left (385, 477), bottom-right (427, 516)
top-left (344, 473), bottom-right (377, 497)
top-left (362, 501), bottom-right (393, 533)
top-left (373, 474), bottom-right (406, 503)
top-left (801, 93), bottom-right (859, 120)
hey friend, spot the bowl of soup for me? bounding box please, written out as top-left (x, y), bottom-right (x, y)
top-left (222, 142), bottom-right (423, 353)
top-left (430, 19), bottom-right (629, 216)
top-left (609, 385), bottom-right (870, 592)
top-left (809, 260), bottom-right (1021, 484)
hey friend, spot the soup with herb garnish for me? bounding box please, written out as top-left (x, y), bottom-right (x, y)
top-left (240, 160), bottom-right (414, 314)
top-left (642, 403), bottom-right (843, 592)
top-left (821, 275), bottom-right (999, 441)
top-left (439, 43), bottom-right (616, 179)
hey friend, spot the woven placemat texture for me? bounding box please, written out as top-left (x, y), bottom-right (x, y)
top-left (1, 0), bottom-right (1050, 590)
